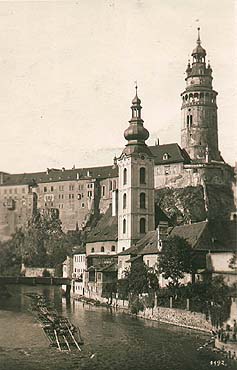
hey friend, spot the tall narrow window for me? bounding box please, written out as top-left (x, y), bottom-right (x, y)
top-left (140, 218), bottom-right (146, 234)
top-left (190, 115), bottom-right (193, 126)
top-left (123, 193), bottom-right (127, 209)
top-left (101, 246), bottom-right (104, 252)
top-left (140, 193), bottom-right (146, 209)
top-left (123, 218), bottom-right (126, 234)
top-left (109, 180), bottom-right (112, 191)
top-left (123, 168), bottom-right (127, 185)
top-left (140, 167), bottom-right (146, 184)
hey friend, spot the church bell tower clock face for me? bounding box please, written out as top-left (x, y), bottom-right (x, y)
top-left (117, 87), bottom-right (155, 253)
top-left (181, 28), bottom-right (220, 163)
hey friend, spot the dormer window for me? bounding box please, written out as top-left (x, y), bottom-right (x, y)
top-left (163, 153), bottom-right (169, 161)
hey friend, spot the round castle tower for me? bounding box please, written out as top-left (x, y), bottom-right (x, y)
top-left (181, 28), bottom-right (221, 163)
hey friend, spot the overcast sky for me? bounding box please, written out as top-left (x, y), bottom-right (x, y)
top-left (0, 0), bottom-right (236, 173)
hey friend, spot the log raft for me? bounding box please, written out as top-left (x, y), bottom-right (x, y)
top-left (26, 292), bottom-right (83, 351)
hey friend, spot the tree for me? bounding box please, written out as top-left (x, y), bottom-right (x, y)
top-left (158, 236), bottom-right (194, 288)
top-left (122, 259), bottom-right (159, 314)
top-left (229, 251), bottom-right (237, 270)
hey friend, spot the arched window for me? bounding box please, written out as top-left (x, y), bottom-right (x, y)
top-left (123, 218), bottom-right (126, 234)
top-left (91, 247), bottom-right (95, 253)
top-left (101, 246), bottom-right (104, 252)
top-left (140, 218), bottom-right (146, 234)
top-left (111, 245), bottom-right (115, 252)
top-left (140, 167), bottom-right (146, 184)
top-left (140, 193), bottom-right (146, 208)
top-left (123, 168), bottom-right (127, 185)
top-left (123, 193), bottom-right (127, 209)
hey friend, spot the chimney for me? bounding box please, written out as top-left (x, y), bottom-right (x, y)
top-left (76, 173), bottom-right (80, 180)
top-left (87, 170), bottom-right (91, 177)
top-left (112, 189), bottom-right (118, 216)
top-left (62, 167), bottom-right (65, 172)
top-left (46, 168), bottom-right (50, 175)
top-left (157, 221), bottom-right (168, 251)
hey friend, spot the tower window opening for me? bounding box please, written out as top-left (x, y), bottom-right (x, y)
top-left (123, 168), bottom-right (127, 185)
top-left (140, 167), bottom-right (146, 184)
top-left (187, 115), bottom-right (189, 126)
top-left (140, 218), bottom-right (146, 234)
top-left (140, 193), bottom-right (146, 209)
top-left (190, 115), bottom-right (193, 126)
top-left (123, 218), bottom-right (126, 234)
top-left (111, 245), bottom-right (115, 252)
top-left (123, 193), bottom-right (127, 209)
top-left (109, 180), bottom-right (112, 191)
top-left (101, 246), bottom-right (104, 253)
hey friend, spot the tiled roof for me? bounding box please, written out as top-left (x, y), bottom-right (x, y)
top-left (118, 230), bottom-right (157, 256)
top-left (149, 143), bottom-right (190, 165)
top-left (119, 221), bottom-right (237, 257)
top-left (86, 204), bottom-right (118, 243)
top-left (0, 165), bottom-right (118, 186)
top-left (169, 221), bottom-right (208, 249)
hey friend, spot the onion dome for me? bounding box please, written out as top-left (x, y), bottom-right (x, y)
top-left (192, 27), bottom-right (206, 59)
top-left (122, 86), bottom-right (152, 157)
top-left (124, 123), bottom-right (149, 142)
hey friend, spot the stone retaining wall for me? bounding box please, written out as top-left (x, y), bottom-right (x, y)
top-left (137, 306), bottom-right (212, 332)
top-left (73, 292), bottom-right (211, 332)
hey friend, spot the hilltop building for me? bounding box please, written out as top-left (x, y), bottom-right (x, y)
top-left (0, 29), bottom-right (235, 244)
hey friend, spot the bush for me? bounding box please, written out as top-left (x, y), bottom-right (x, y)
top-left (42, 269), bottom-right (51, 277)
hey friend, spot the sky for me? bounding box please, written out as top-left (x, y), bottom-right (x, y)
top-left (0, 0), bottom-right (236, 173)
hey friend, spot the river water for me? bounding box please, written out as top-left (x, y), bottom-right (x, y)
top-left (0, 285), bottom-right (235, 370)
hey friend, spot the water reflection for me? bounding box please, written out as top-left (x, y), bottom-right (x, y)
top-left (0, 285), bottom-right (235, 370)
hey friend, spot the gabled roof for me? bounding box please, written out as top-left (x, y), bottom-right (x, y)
top-left (119, 220), bottom-right (237, 257)
top-left (86, 204), bottom-right (118, 243)
top-left (149, 143), bottom-right (190, 165)
top-left (169, 221), bottom-right (208, 249)
top-left (118, 230), bottom-right (157, 256)
top-left (1, 165), bottom-right (118, 186)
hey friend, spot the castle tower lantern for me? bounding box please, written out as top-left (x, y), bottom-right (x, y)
top-left (181, 28), bottom-right (221, 162)
top-left (117, 87), bottom-right (155, 253)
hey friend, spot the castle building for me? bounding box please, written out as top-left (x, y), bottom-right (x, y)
top-left (0, 29), bottom-right (235, 242)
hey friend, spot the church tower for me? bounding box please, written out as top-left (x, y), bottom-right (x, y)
top-left (117, 87), bottom-right (155, 253)
top-left (181, 28), bottom-right (221, 162)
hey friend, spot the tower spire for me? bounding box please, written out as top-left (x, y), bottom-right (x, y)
top-left (197, 27), bottom-right (201, 45)
top-left (121, 87), bottom-right (152, 156)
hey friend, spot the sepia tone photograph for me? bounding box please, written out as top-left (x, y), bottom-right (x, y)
top-left (0, 1), bottom-right (236, 369)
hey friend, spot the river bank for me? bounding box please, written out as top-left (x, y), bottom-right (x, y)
top-left (1, 285), bottom-right (236, 370)
top-left (73, 294), bottom-right (212, 333)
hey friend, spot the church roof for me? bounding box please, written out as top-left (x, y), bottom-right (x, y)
top-left (86, 204), bottom-right (118, 243)
top-left (149, 143), bottom-right (190, 165)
